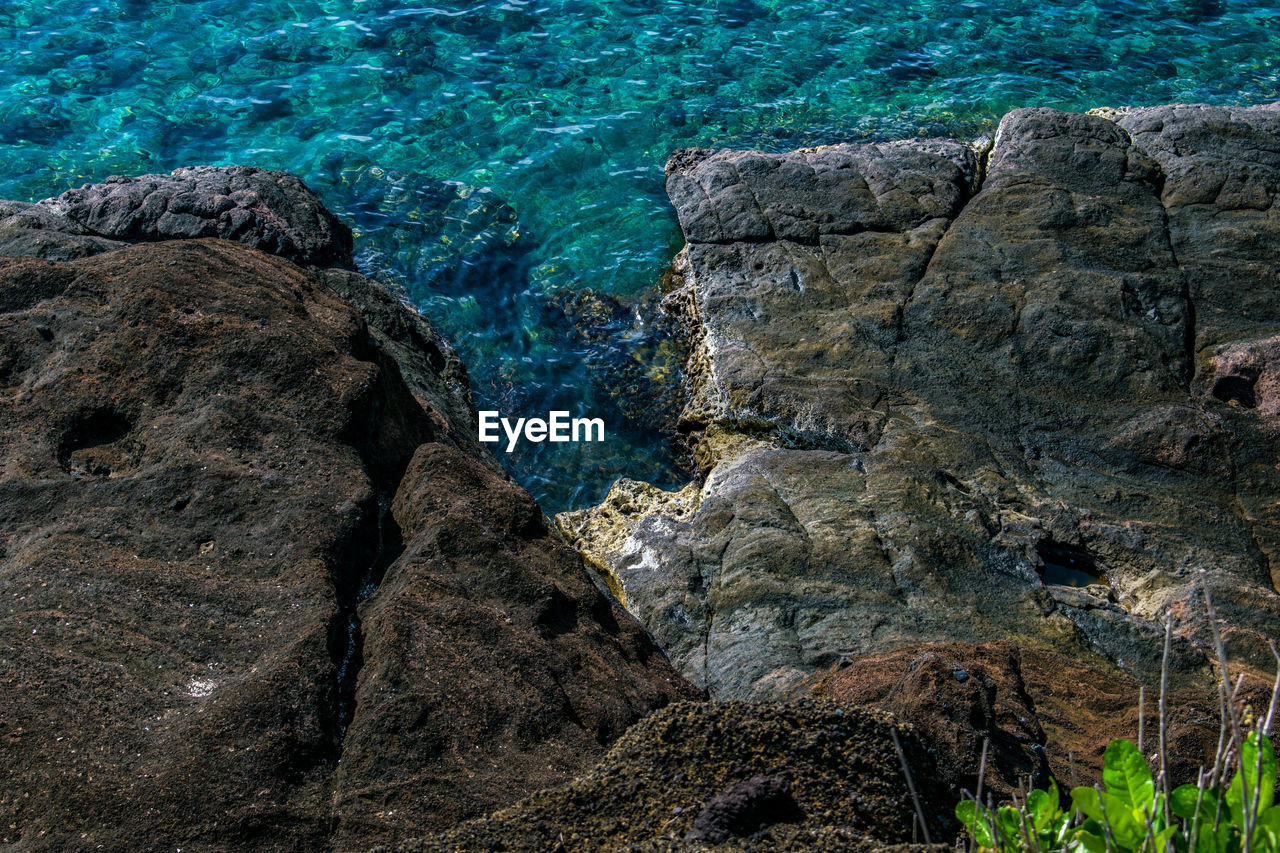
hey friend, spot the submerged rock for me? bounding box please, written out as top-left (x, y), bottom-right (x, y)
top-left (559, 104), bottom-right (1280, 782)
top-left (0, 170), bottom-right (695, 852)
top-left (555, 286), bottom-right (692, 444)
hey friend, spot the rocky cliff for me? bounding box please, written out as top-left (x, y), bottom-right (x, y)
top-left (0, 168), bottom-right (697, 852)
top-left (558, 104), bottom-right (1280, 787)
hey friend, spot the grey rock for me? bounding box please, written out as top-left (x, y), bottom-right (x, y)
top-left (37, 165), bottom-right (353, 267)
top-left (0, 199), bottom-right (127, 260)
top-left (560, 106), bottom-right (1280, 780)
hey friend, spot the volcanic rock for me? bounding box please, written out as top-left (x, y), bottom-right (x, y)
top-left (0, 169), bottom-right (695, 852)
top-left (684, 774), bottom-right (803, 844)
top-left (1, 165), bottom-right (353, 267)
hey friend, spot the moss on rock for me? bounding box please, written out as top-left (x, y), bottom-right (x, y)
top-left (383, 700), bottom-right (954, 852)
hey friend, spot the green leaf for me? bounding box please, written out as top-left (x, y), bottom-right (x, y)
top-left (1185, 810), bottom-right (1232, 853)
top-left (1044, 811), bottom-right (1072, 848)
top-left (1190, 785), bottom-right (1227, 830)
top-left (1104, 738), bottom-right (1156, 812)
top-left (1173, 784), bottom-right (1205, 820)
top-left (1264, 735), bottom-right (1279, 809)
top-left (1229, 732), bottom-right (1277, 825)
top-left (956, 799), bottom-right (996, 849)
top-left (1100, 789), bottom-right (1146, 850)
top-left (1074, 786), bottom-right (1105, 823)
top-left (1075, 827), bottom-right (1109, 853)
top-left (1028, 787), bottom-right (1055, 833)
top-left (1255, 805), bottom-right (1280, 853)
top-left (997, 804), bottom-right (1024, 847)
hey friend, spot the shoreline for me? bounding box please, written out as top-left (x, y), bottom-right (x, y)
top-left (2, 100), bottom-right (1279, 850)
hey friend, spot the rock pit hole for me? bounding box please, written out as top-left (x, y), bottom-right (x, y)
top-left (1035, 540), bottom-right (1108, 588)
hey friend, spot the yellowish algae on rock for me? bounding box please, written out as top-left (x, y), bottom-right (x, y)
top-left (556, 478), bottom-right (701, 608)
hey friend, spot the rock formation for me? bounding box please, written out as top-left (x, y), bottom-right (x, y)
top-left (558, 104), bottom-right (1280, 783)
top-left (0, 165), bottom-right (353, 266)
top-left (385, 701), bottom-right (951, 853)
top-left (0, 168), bottom-right (696, 852)
top-left (7, 102), bottom-right (1280, 852)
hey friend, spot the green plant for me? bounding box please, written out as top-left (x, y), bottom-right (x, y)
top-left (1168, 731), bottom-right (1279, 853)
top-left (954, 578), bottom-right (1280, 853)
top-left (956, 734), bottom-right (1279, 853)
top-left (957, 780), bottom-right (1073, 852)
top-left (1071, 738), bottom-right (1176, 853)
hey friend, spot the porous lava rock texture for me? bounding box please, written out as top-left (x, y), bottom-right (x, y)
top-left (557, 104), bottom-right (1280, 782)
top-left (0, 169), bottom-right (695, 852)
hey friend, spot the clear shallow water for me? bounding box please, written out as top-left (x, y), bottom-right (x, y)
top-left (2, 0), bottom-right (1278, 511)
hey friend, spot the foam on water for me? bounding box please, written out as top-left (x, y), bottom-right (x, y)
top-left (2, 0), bottom-right (1278, 510)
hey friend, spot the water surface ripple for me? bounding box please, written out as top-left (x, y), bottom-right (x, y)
top-left (3, 0), bottom-right (1278, 509)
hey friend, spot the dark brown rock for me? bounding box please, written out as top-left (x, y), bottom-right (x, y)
top-left (808, 642), bottom-right (1274, 797)
top-left (685, 775), bottom-right (803, 844)
top-left (330, 440), bottom-right (698, 848)
top-left (0, 195), bottom-right (694, 850)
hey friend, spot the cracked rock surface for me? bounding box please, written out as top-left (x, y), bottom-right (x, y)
top-left (0, 169), bottom-right (695, 852)
top-left (558, 105), bottom-right (1280, 781)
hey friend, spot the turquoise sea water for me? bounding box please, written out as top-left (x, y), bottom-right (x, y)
top-left (2, 0), bottom-right (1279, 511)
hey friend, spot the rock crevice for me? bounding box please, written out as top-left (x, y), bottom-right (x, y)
top-left (0, 168), bottom-right (697, 852)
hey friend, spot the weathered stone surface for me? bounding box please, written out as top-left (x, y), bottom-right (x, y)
top-left (665, 140), bottom-right (980, 447)
top-left (316, 266), bottom-right (480, 454)
top-left (1111, 103), bottom-right (1280, 349)
top-left (806, 642), bottom-right (1273, 797)
top-left (385, 701), bottom-right (952, 853)
top-left (666, 141), bottom-right (979, 245)
top-left (0, 180), bottom-right (694, 851)
top-left (33, 166), bottom-right (354, 267)
top-left (560, 105), bottom-right (1280, 780)
top-left (684, 774), bottom-right (802, 845)
top-left (0, 199), bottom-right (127, 261)
top-left (330, 439), bottom-right (696, 849)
